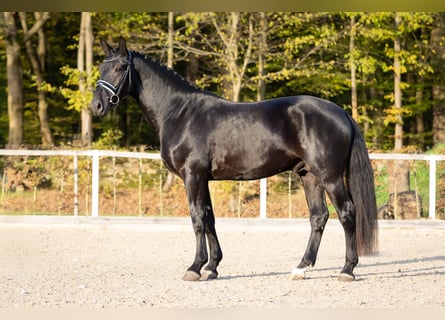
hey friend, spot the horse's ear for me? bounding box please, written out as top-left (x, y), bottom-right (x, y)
top-left (118, 36), bottom-right (128, 57)
top-left (100, 38), bottom-right (113, 58)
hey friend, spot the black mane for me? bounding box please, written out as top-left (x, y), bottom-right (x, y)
top-left (131, 51), bottom-right (205, 95)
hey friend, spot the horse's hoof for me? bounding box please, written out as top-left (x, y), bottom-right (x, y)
top-left (182, 271), bottom-right (201, 281)
top-left (289, 267), bottom-right (306, 280)
top-left (200, 269), bottom-right (218, 281)
top-left (338, 273), bottom-right (355, 282)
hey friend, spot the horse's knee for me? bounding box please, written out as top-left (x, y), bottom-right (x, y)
top-left (191, 212), bottom-right (206, 232)
top-left (310, 213), bottom-right (329, 231)
top-left (191, 215), bottom-right (203, 228)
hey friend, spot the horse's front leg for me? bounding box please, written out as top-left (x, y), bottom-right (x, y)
top-left (182, 172), bottom-right (222, 281)
top-left (201, 198), bottom-right (223, 280)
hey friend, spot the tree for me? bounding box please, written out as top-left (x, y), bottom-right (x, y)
top-left (162, 12), bottom-right (176, 192)
top-left (78, 12), bottom-right (94, 146)
top-left (3, 12), bottom-right (444, 151)
top-left (3, 12), bottom-right (24, 148)
top-left (175, 12), bottom-right (256, 101)
top-left (431, 13), bottom-right (445, 146)
top-left (59, 12), bottom-right (96, 146)
top-left (211, 12), bottom-right (254, 101)
top-left (351, 12), bottom-right (435, 150)
top-left (19, 12), bottom-right (53, 146)
top-left (389, 12), bottom-right (435, 150)
top-left (348, 14), bottom-right (359, 121)
top-left (256, 12), bottom-right (267, 102)
top-left (393, 12), bottom-right (403, 151)
top-left (265, 13), bottom-right (351, 101)
top-left (390, 13), bottom-right (410, 197)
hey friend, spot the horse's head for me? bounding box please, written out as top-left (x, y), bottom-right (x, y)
top-left (90, 37), bottom-right (133, 116)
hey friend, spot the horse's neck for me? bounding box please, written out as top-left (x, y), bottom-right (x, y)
top-left (132, 55), bottom-right (216, 134)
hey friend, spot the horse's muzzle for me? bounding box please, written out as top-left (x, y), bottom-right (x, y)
top-left (90, 100), bottom-right (108, 117)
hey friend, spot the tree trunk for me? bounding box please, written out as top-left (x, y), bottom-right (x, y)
top-left (349, 14), bottom-right (358, 121)
top-left (19, 12), bottom-right (53, 147)
top-left (257, 12), bottom-right (267, 102)
top-left (415, 77), bottom-right (425, 150)
top-left (163, 12), bottom-right (176, 192)
top-left (79, 12), bottom-right (93, 146)
top-left (431, 14), bottom-right (445, 146)
top-left (4, 12), bottom-right (24, 148)
top-left (35, 13), bottom-right (53, 146)
top-left (228, 12), bottom-right (241, 102)
top-left (361, 82), bottom-right (369, 137)
top-left (211, 12), bottom-right (253, 102)
top-left (167, 12), bottom-right (174, 69)
top-left (432, 84), bottom-right (445, 146)
top-left (393, 12), bottom-right (403, 151)
top-left (388, 13), bottom-right (411, 219)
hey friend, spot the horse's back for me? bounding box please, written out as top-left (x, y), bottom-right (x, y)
top-left (201, 95), bottom-right (353, 180)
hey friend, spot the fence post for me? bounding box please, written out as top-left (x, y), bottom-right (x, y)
top-left (91, 151), bottom-right (100, 217)
top-left (429, 155), bottom-right (437, 220)
top-left (260, 178), bottom-right (267, 218)
top-left (73, 153), bottom-right (79, 216)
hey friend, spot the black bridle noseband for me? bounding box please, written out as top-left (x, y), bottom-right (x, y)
top-left (96, 52), bottom-right (133, 107)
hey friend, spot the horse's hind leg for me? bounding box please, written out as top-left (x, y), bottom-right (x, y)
top-left (290, 172), bottom-right (329, 280)
top-left (325, 178), bottom-right (358, 281)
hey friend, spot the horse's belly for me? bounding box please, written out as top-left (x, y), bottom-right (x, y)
top-left (209, 148), bottom-right (298, 181)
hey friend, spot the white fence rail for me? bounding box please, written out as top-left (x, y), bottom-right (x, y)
top-left (369, 153), bottom-right (445, 220)
top-left (1, 149), bottom-right (444, 219)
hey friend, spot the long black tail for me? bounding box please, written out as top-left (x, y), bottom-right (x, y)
top-left (347, 118), bottom-right (378, 256)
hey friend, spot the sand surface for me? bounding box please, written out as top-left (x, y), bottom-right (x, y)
top-left (0, 216), bottom-right (444, 308)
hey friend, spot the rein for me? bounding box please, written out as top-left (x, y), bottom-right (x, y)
top-left (96, 52), bottom-right (133, 107)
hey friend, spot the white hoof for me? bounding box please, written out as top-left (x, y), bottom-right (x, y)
top-left (289, 267), bottom-right (307, 280)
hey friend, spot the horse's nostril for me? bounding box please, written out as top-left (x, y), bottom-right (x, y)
top-left (96, 102), bottom-right (104, 115)
top-left (91, 101), bottom-right (104, 116)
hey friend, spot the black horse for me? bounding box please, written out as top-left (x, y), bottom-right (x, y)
top-left (90, 37), bottom-right (378, 282)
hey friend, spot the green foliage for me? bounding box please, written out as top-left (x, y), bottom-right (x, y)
top-left (59, 65), bottom-right (99, 112)
top-left (3, 12), bottom-right (445, 151)
top-left (93, 129), bottom-right (124, 149)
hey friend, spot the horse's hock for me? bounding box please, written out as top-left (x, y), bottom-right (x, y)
top-left (378, 190), bottom-right (423, 219)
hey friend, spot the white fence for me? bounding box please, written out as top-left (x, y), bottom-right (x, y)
top-left (369, 153), bottom-right (444, 220)
top-left (1, 149), bottom-right (444, 219)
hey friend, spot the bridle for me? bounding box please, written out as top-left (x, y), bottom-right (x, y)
top-left (96, 51), bottom-right (133, 107)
